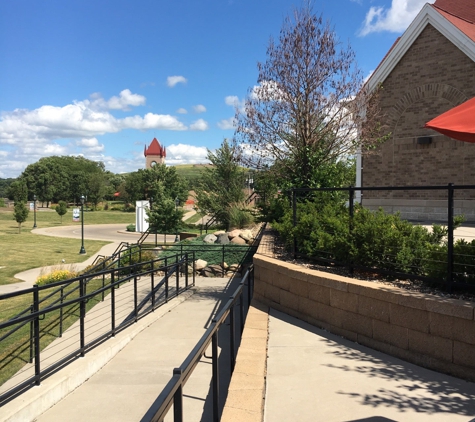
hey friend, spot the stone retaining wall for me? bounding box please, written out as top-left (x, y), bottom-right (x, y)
top-left (253, 251), bottom-right (475, 381)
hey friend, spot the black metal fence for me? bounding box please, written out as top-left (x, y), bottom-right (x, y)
top-left (141, 265), bottom-right (254, 422)
top-left (0, 253), bottom-right (195, 406)
top-left (287, 184), bottom-right (475, 292)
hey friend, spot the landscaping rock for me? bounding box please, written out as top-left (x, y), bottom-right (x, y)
top-left (228, 229), bottom-right (241, 239)
top-left (203, 234), bottom-right (217, 244)
top-left (201, 264), bottom-right (224, 277)
top-left (230, 236), bottom-right (246, 245)
top-left (240, 230), bottom-right (253, 242)
top-left (194, 259), bottom-right (208, 271)
top-left (222, 262), bottom-right (229, 270)
top-left (229, 264), bottom-right (240, 272)
top-left (216, 233), bottom-right (230, 244)
top-left (213, 230), bottom-right (226, 235)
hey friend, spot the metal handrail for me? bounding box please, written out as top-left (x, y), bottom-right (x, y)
top-left (0, 252), bottom-right (195, 406)
top-left (141, 266), bottom-right (254, 422)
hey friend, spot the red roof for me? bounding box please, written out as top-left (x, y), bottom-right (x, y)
top-left (433, 0), bottom-right (475, 41)
top-left (144, 138), bottom-right (166, 157)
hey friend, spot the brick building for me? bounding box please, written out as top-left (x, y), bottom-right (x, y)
top-left (361, 0), bottom-right (475, 221)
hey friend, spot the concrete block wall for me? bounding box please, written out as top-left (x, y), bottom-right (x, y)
top-left (253, 252), bottom-right (475, 381)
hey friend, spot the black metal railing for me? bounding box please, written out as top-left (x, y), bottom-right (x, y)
top-left (0, 252), bottom-right (195, 406)
top-left (286, 184), bottom-right (475, 292)
top-left (141, 265), bottom-right (254, 422)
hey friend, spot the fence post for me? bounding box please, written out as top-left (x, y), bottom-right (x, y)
top-left (33, 286), bottom-right (41, 385)
top-left (173, 368), bottom-right (183, 422)
top-left (134, 272), bottom-right (138, 322)
top-left (165, 257), bottom-right (169, 303)
top-left (230, 302), bottom-right (236, 372)
top-left (175, 254), bottom-right (179, 294)
top-left (212, 328), bottom-right (220, 422)
top-left (222, 246), bottom-right (225, 278)
top-left (79, 277), bottom-right (86, 357)
top-left (111, 272), bottom-right (116, 336)
top-left (151, 271), bottom-right (155, 311)
top-left (292, 189), bottom-right (297, 259)
top-left (185, 253), bottom-right (189, 288)
top-left (349, 186), bottom-right (355, 276)
top-left (193, 251), bottom-right (196, 287)
top-left (447, 183), bottom-right (454, 292)
top-left (29, 304), bottom-right (34, 364)
top-left (59, 286), bottom-right (64, 337)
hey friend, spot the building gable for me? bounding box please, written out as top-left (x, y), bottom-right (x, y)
top-left (367, 3), bottom-right (475, 93)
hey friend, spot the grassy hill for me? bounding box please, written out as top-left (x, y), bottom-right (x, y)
top-left (173, 164), bottom-right (212, 189)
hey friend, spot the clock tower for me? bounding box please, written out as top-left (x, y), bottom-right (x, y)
top-left (144, 138), bottom-right (166, 168)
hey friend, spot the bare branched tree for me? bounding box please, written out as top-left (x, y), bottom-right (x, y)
top-left (234, 5), bottom-right (386, 188)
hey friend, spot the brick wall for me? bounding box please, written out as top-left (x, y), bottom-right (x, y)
top-left (363, 24), bottom-right (475, 217)
top-left (253, 248), bottom-right (475, 381)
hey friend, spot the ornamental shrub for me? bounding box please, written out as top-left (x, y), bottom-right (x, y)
top-left (36, 269), bottom-right (78, 286)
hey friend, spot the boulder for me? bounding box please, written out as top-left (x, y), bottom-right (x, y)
top-left (239, 230), bottom-right (253, 242)
top-left (228, 229), bottom-right (242, 239)
top-left (203, 234), bottom-right (217, 244)
top-left (222, 262), bottom-right (229, 270)
top-left (194, 259), bottom-right (208, 271)
top-left (230, 236), bottom-right (246, 245)
top-left (216, 233), bottom-right (230, 244)
top-left (213, 230), bottom-right (226, 235)
top-left (228, 264), bottom-right (240, 273)
top-left (201, 264), bottom-right (224, 277)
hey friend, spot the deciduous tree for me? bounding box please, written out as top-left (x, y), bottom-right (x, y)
top-left (13, 201), bottom-right (29, 233)
top-left (55, 200), bottom-right (68, 223)
top-left (234, 5), bottom-right (386, 189)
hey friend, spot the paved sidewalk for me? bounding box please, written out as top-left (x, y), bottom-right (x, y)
top-left (2, 276), bottom-right (241, 422)
top-left (264, 308), bottom-right (475, 422)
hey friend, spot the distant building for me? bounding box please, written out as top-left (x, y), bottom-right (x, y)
top-left (144, 138), bottom-right (166, 168)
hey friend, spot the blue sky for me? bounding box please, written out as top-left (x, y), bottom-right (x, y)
top-left (0, 0), bottom-right (433, 178)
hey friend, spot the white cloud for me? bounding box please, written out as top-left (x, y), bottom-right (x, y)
top-left (0, 94), bottom-right (187, 147)
top-left (167, 76), bottom-right (187, 87)
top-left (0, 90), bottom-right (191, 177)
top-left (217, 117), bottom-right (236, 130)
top-left (192, 104), bottom-right (207, 113)
top-left (177, 108), bottom-right (188, 114)
top-left (76, 137), bottom-right (105, 152)
top-left (359, 0), bottom-right (435, 36)
top-left (225, 96), bottom-right (240, 106)
top-left (88, 89), bottom-right (146, 111)
top-left (166, 143), bottom-right (209, 165)
top-left (189, 119), bottom-right (209, 131)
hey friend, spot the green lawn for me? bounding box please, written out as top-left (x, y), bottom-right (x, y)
top-left (0, 208), bottom-right (134, 286)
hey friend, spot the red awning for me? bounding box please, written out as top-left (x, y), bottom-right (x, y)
top-left (424, 97), bottom-right (475, 142)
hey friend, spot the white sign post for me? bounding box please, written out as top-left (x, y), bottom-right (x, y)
top-left (135, 200), bottom-right (150, 233)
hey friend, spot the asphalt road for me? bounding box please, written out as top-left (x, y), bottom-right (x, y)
top-left (32, 224), bottom-right (143, 242)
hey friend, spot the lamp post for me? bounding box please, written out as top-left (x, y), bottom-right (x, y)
top-left (174, 197), bottom-right (179, 243)
top-left (32, 195), bottom-right (37, 228)
top-left (79, 195), bottom-right (86, 254)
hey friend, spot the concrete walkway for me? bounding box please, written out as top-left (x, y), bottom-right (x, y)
top-left (264, 308), bottom-right (475, 422)
top-left (2, 275), bottom-right (241, 422)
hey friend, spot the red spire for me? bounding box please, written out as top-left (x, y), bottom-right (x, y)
top-left (145, 138), bottom-right (165, 157)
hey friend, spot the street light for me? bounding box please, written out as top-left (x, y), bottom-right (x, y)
top-left (32, 195), bottom-right (37, 228)
top-left (79, 195), bottom-right (86, 254)
top-left (174, 197), bottom-right (180, 243)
